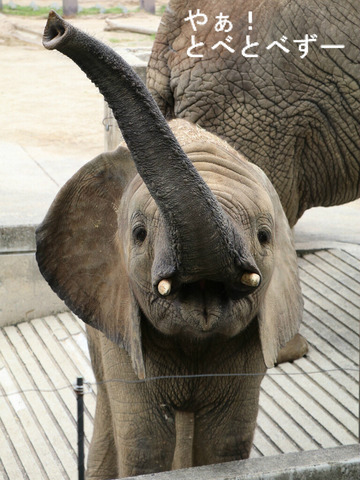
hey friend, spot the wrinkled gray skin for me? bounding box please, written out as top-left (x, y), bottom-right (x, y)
top-left (147, 0), bottom-right (360, 227)
top-left (36, 12), bottom-right (303, 480)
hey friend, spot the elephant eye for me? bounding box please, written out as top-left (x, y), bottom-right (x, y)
top-left (257, 228), bottom-right (271, 245)
top-left (133, 225), bottom-right (147, 244)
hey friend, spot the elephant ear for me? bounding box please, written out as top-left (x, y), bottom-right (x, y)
top-left (36, 147), bottom-right (146, 379)
top-left (257, 172), bottom-right (304, 369)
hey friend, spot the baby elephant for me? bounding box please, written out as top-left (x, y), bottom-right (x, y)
top-left (36, 12), bottom-right (303, 479)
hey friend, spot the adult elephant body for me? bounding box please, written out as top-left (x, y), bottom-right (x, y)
top-left (147, 0), bottom-right (360, 226)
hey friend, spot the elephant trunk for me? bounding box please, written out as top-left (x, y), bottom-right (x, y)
top-left (43, 11), bottom-right (260, 288)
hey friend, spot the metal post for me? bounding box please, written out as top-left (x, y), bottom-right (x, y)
top-left (63, 0), bottom-right (78, 17)
top-left (140, 0), bottom-right (155, 14)
top-left (74, 376), bottom-right (85, 480)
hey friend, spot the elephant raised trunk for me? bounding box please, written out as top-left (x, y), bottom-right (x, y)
top-left (43, 11), bottom-right (260, 290)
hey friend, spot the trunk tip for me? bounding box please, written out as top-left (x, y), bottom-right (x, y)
top-left (43, 10), bottom-right (67, 49)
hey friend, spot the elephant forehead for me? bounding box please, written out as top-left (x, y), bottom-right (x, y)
top-left (124, 174), bottom-right (158, 217)
top-left (184, 145), bottom-right (275, 215)
top-left (122, 161), bottom-right (273, 225)
top-left (122, 118), bottom-right (274, 219)
top-left (170, 119), bottom-right (274, 208)
top-left (197, 163), bottom-right (274, 218)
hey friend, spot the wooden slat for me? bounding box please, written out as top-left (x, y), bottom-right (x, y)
top-left (300, 323), bottom-right (358, 390)
top-left (277, 362), bottom-right (357, 439)
top-left (315, 250), bottom-right (360, 282)
top-left (3, 325), bottom-right (78, 452)
top-left (0, 422), bottom-right (25, 479)
top-left (252, 423), bottom-right (281, 457)
top-left (329, 249), bottom-right (360, 270)
top-left (299, 259), bottom-right (359, 313)
top-left (0, 395), bottom-right (44, 480)
top-left (299, 265), bottom-right (359, 321)
top-left (1, 327), bottom-right (75, 479)
top-left (302, 294), bottom-right (358, 350)
top-left (29, 318), bottom-right (94, 444)
top-left (311, 252), bottom-right (360, 295)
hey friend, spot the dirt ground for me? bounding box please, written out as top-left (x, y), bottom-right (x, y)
top-left (0, 1), bottom-right (166, 161)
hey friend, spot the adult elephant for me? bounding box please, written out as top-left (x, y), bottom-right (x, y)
top-left (147, 0), bottom-right (360, 227)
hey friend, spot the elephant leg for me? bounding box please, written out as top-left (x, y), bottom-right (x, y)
top-left (276, 333), bottom-right (309, 365)
top-left (99, 335), bottom-right (176, 477)
top-left (112, 405), bottom-right (177, 478)
top-left (86, 383), bottom-right (118, 480)
top-left (86, 326), bottom-right (119, 479)
top-left (192, 375), bottom-right (264, 466)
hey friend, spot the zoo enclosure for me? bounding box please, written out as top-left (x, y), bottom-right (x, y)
top-left (0, 45), bottom-right (359, 480)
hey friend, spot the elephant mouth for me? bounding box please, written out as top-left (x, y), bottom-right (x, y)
top-left (179, 280), bottom-right (226, 331)
top-left (180, 279), bottom-right (254, 304)
top-left (148, 279), bottom-right (257, 338)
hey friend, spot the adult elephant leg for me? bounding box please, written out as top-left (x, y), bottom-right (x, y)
top-left (99, 334), bottom-right (177, 477)
top-left (276, 333), bottom-right (309, 365)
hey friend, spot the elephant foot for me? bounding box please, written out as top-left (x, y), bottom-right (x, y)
top-left (275, 333), bottom-right (309, 365)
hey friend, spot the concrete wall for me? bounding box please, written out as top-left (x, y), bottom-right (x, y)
top-left (0, 225), bottom-right (67, 327)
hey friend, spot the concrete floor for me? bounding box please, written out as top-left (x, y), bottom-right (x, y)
top-left (0, 247), bottom-right (358, 479)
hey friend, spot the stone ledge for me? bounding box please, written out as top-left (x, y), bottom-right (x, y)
top-left (0, 224), bottom-right (67, 327)
top-left (119, 445), bottom-right (360, 480)
top-left (0, 250), bottom-right (67, 327)
top-left (0, 224), bottom-right (36, 253)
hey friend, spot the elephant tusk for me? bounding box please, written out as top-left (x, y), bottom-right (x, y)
top-left (158, 279), bottom-right (172, 296)
top-left (241, 272), bottom-right (261, 288)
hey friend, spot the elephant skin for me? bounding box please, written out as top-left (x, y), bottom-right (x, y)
top-left (36, 12), bottom-right (303, 479)
top-left (147, 0), bottom-right (360, 227)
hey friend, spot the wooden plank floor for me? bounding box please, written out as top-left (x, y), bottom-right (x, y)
top-left (0, 249), bottom-right (359, 479)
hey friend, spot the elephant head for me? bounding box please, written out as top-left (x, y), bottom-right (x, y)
top-left (36, 12), bottom-right (303, 379)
